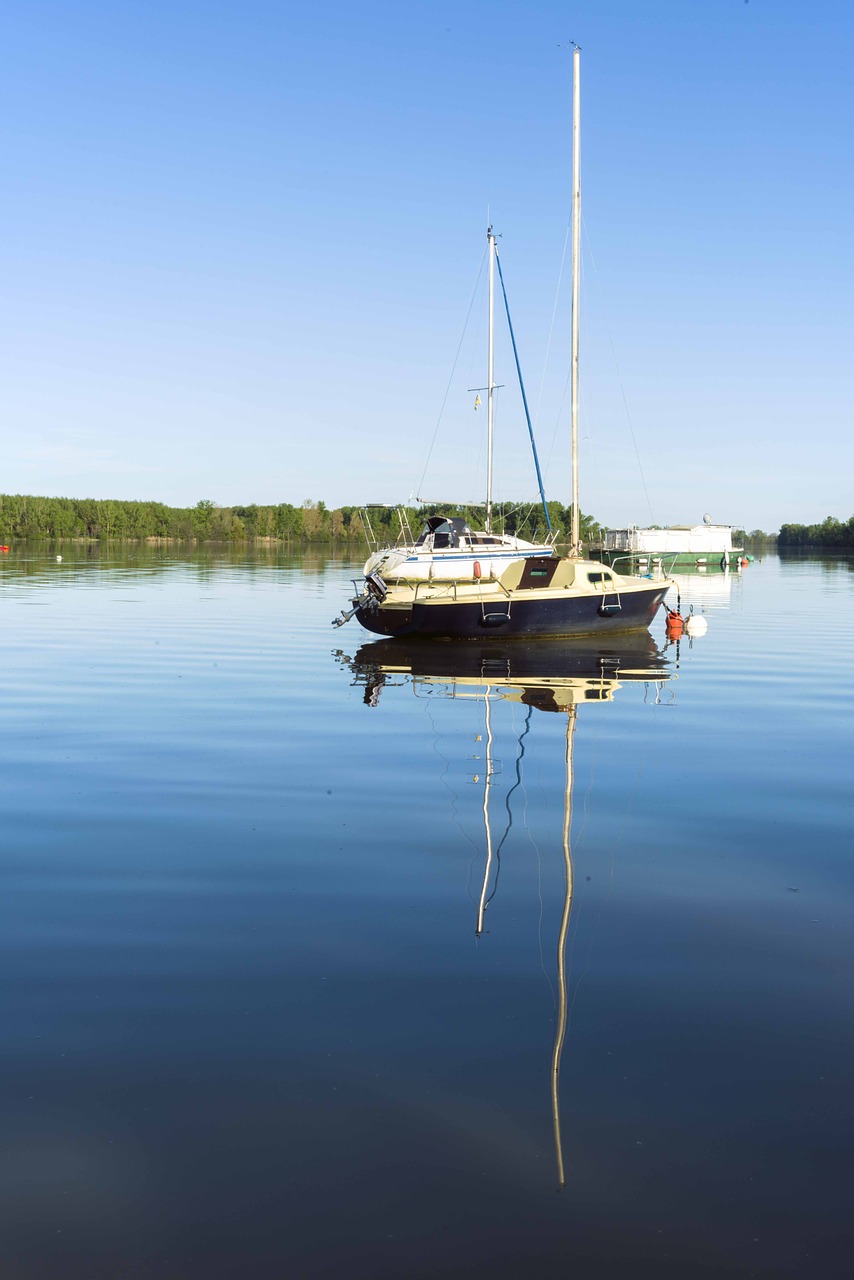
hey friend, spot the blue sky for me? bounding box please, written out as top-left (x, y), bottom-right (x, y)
top-left (1, 0), bottom-right (852, 531)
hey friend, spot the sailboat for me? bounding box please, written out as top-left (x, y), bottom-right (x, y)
top-left (335, 48), bottom-right (672, 639)
top-left (340, 633), bottom-right (674, 1187)
top-left (360, 226), bottom-right (556, 586)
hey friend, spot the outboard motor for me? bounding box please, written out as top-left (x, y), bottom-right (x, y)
top-left (365, 571), bottom-right (388, 603)
top-left (332, 571), bottom-right (388, 628)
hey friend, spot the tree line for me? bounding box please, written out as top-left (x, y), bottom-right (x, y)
top-left (6, 494), bottom-right (848, 548)
top-left (0, 494), bottom-right (597, 545)
top-left (777, 516), bottom-right (854, 549)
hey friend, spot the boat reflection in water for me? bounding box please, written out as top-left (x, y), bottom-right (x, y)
top-left (341, 635), bottom-right (675, 1188)
top-left (348, 634), bottom-right (672, 712)
top-left (668, 563), bottom-right (742, 615)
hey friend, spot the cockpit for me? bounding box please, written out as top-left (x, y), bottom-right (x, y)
top-left (415, 516), bottom-right (473, 550)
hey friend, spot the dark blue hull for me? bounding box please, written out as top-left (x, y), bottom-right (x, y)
top-left (355, 583), bottom-right (670, 639)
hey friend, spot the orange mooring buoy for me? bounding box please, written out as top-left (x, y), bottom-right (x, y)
top-left (665, 609), bottom-right (684, 638)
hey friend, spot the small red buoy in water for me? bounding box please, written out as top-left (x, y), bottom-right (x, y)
top-left (740, 558), bottom-right (749, 567)
top-left (473, 560), bottom-right (482, 579)
top-left (665, 608), bottom-right (684, 639)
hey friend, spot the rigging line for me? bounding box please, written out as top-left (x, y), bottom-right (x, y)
top-left (486, 704), bottom-right (533, 908)
top-left (466, 277), bottom-right (486, 400)
top-left (581, 211), bottom-right (655, 525)
top-left (512, 496), bottom-right (537, 522)
top-left (496, 500), bottom-right (540, 538)
top-left (543, 247), bottom-right (582, 482)
top-left (534, 220), bottom-right (571, 429)
top-left (543, 330), bottom-right (573, 480)
top-left (415, 245), bottom-right (488, 502)
top-left (494, 249), bottom-right (551, 530)
top-left (580, 382), bottom-right (603, 526)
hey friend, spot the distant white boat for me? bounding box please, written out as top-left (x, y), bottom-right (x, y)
top-left (596, 515), bottom-right (743, 569)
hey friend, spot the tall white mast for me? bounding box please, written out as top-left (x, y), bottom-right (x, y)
top-left (486, 226), bottom-right (496, 533)
top-left (570, 47), bottom-right (581, 556)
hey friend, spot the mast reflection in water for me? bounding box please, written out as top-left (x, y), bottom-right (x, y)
top-left (338, 636), bottom-right (675, 1189)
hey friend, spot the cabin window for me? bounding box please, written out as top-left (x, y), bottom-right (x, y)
top-left (517, 557), bottom-right (560, 590)
top-left (587, 571), bottom-right (614, 586)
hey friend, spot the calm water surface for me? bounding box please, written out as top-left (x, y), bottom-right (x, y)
top-left (1, 548), bottom-right (852, 1278)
